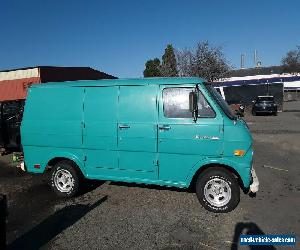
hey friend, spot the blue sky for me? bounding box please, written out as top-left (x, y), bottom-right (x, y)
top-left (1, 0), bottom-right (299, 77)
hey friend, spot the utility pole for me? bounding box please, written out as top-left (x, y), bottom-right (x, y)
top-left (254, 50), bottom-right (262, 68)
top-left (241, 53), bottom-right (245, 69)
top-left (266, 80), bottom-right (270, 96)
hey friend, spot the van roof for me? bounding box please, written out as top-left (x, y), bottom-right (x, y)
top-left (31, 77), bottom-right (206, 88)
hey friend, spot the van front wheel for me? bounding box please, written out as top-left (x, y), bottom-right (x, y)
top-left (196, 167), bottom-right (240, 213)
top-left (50, 161), bottom-right (80, 197)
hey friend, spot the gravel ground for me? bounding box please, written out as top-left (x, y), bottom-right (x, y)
top-left (1, 101), bottom-right (300, 250)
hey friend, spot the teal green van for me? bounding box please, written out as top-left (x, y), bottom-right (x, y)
top-left (21, 77), bottom-right (259, 213)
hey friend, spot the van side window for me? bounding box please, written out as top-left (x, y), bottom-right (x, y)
top-left (163, 88), bottom-right (215, 118)
top-left (197, 90), bottom-right (215, 118)
top-left (163, 88), bottom-right (192, 118)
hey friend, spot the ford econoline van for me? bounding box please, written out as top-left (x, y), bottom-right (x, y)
top-left (21, 77), bottom-right (259, 213)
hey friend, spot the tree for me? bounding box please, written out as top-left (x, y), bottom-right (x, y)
top-left (282, 46), bottom-right (300, 74)
top-left (161, 44), bottom-right (178, 77)
top-left (176, 48), bottom-right (194, 77)
top-left (176, 41), bottom-right (232, 82)
top-left (143, 58), bottom-right (161, 77)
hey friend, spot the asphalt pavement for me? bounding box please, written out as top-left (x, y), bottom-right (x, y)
top-left (0, 101), bottom-right (299, 250)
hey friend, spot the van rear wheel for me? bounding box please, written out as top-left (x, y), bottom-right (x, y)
top-left (50, 161), bottom-right (80, 197)
top-left (196, 167), bottom-right (240, 213)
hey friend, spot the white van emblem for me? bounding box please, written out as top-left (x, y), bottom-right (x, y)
top-left (195, 135), bottom-right (220, 140)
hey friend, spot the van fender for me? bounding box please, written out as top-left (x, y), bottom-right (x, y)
top-left (185, 157), bottom-right (249, 188)
top-left (45, 151), bottom-right (86, 176)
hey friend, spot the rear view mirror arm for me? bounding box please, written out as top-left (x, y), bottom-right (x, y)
top-left (189, 89), bottom-right (198, 123)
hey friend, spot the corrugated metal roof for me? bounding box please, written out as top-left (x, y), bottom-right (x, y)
top-left (229, 66), bottom-right (286, 77)
top-left (0, 68), bottom-right (39, 81)
top-left (215, 75), bottom-right (300, 88)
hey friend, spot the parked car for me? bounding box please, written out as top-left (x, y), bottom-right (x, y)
top-left (21, 77), bottom-right (259, 213)
top-left (227, 100), bottom-right (245, 117)
top-left (252, 96), bottom-right (277, 116)
top-left (0, 101), bottom-right (24, 151)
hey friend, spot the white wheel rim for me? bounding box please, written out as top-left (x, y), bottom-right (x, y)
top-left (204, 178), bottom-right (231, 207)
top-left (54, 169), bottom-right (75, 193)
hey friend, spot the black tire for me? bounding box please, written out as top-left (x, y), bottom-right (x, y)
top-left (252, 109), bottom-right (256, 116)
top-left (195, 167), bottom-right (240, 213)
top-left (50, 160), bottom-right (81, 197)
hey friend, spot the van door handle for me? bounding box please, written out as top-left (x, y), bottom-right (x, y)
top-left (119, 124), bottom-right (130, 129)
top-left (159, 125), bottom-right (171, 131)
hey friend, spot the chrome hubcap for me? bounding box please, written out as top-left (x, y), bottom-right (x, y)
top-left (204, 178), bottom-right (231, 207)
top-left (54, 169), bottom-right (74, 193)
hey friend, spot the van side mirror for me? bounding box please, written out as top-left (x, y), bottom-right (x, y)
top-left (189, 91), bottom-right (198, 122)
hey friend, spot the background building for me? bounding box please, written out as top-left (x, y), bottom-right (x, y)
top-left (0, 66), bottom-right (116, 101)
top-left (215, 66), bottom-right (300, 112)
top-left (228, 66), bottom-right (300, 101)
top-left (0, 66), bottom-right (116, 150)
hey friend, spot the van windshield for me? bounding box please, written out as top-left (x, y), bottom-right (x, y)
top-left (203, 83), bottom-right (237, 120)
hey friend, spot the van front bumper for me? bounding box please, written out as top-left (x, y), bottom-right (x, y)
top-left (249, 168), bottom-right (259, 193)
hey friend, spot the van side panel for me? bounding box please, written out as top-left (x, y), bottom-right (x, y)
top-left (83, 87), bottom-right (118, 176)
top-left (22, 87), bottom-right (84, 172)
